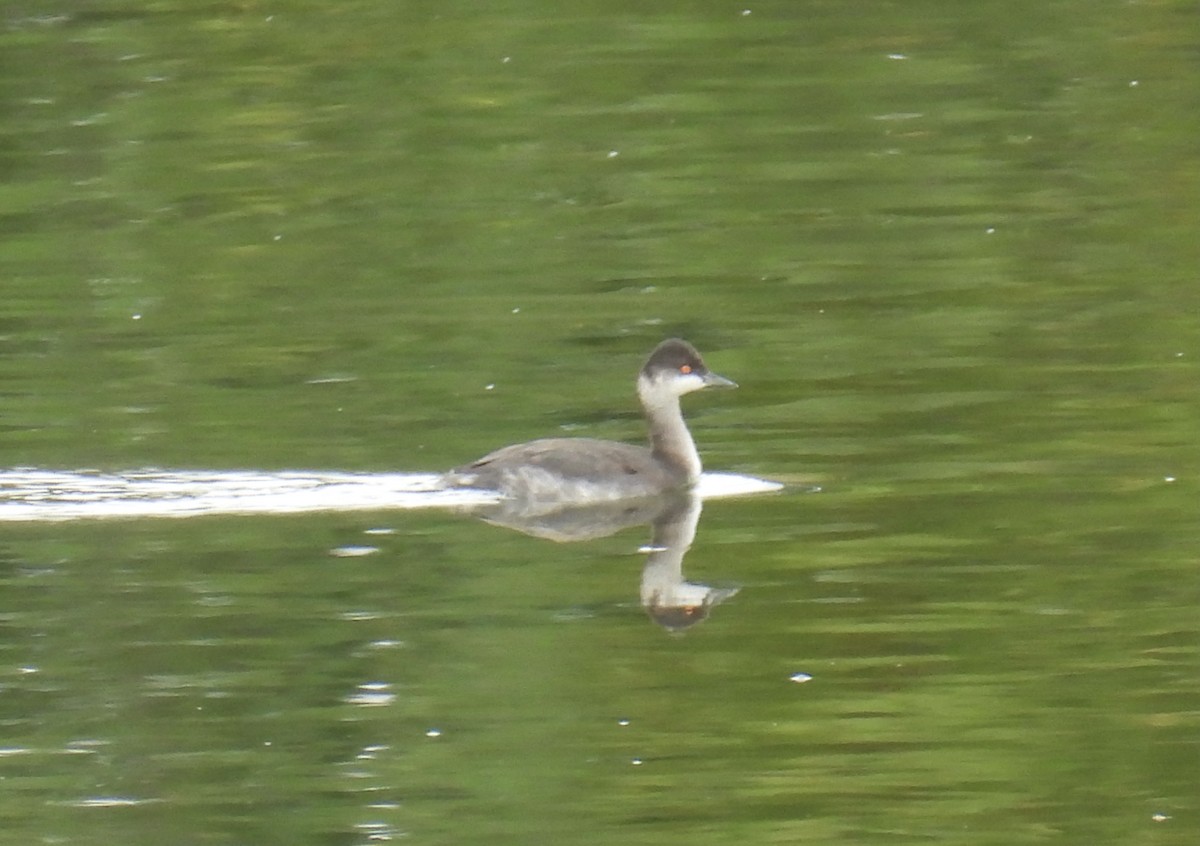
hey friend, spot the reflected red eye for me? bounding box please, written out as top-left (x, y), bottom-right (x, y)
top-left (680, 365), bottom-right (692, 374)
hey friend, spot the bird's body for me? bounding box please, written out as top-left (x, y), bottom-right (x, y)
top-left (443, 338), bottom-right (736, 503)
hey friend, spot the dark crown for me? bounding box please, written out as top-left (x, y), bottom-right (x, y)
top-left (642, 338), bottom-right (707, 376)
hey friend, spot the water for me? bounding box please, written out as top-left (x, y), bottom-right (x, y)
top-left (0, 467), bottom-right (779, 519)
top-left (1, 1), bottom-right (1197, 844)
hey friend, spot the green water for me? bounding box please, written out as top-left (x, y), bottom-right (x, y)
top-left (1, 1), bottom-right (1197, 844)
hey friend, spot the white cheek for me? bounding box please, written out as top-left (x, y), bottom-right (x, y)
top-left (672, 373), bottom-right (707, 396)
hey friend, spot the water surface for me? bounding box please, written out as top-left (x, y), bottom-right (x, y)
top-left (1, 2), bottom-right (1197, 844)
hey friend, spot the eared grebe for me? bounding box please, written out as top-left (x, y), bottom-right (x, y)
top-left (443, 339), bottom-right (736, 502)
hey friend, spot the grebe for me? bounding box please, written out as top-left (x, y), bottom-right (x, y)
top-left (443, 339), bottom-right (736, 502)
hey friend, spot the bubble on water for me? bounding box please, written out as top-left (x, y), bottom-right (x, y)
top-left (344, 683), bottom-right (394, 707)
top-left (330, 545), bottom-right (379, 558)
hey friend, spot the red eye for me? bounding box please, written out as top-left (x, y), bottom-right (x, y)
top-left (680, 365), bottom-right (692, 374)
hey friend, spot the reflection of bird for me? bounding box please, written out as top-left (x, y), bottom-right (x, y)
top-left (444, 339), bottom-right (736, 503)
top-left (464, 490), bottom-right (738, 632)
top-left (639, 494), bottom-right (738, 632)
